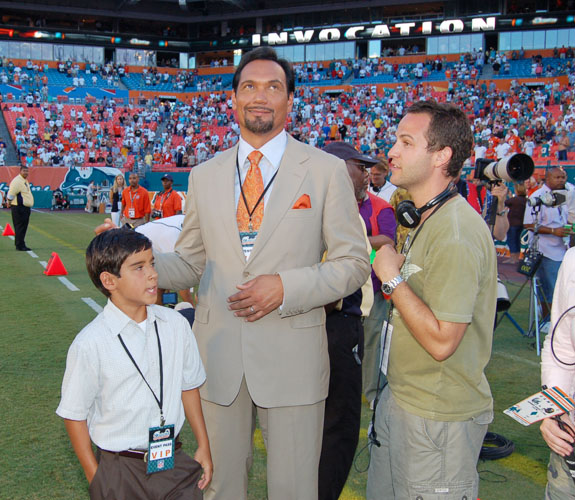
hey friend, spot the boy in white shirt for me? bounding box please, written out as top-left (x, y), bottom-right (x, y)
top-left (56, 229), bottom-right (212, 499)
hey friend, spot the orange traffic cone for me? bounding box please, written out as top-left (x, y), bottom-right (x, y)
top-left (2, 223), bottom-right (15, 236)
top-left (44, 252), bottom-right (68, 276)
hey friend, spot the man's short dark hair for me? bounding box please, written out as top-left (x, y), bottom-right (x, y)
top-left (20, 165), bottom-right (29, 171)
top-left (86, 228), bottom-right (152, 297)
top-left (232, 47), bottom-right (295, 95)
top-left (406, 100), bottom-right (473, 178)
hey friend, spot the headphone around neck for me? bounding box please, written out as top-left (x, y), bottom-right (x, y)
top-left (396, 183), bottom-right (459, 228)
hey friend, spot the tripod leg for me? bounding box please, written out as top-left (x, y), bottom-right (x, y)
top-left (533, 277), bottom-right (542, 356)
top-left (495, 277), bottom-right (529, 330)
top-left (503, 312), bottom-right (525, 336)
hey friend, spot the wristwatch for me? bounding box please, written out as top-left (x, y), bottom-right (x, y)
top-left (381, 275), bottom-right (404, 296)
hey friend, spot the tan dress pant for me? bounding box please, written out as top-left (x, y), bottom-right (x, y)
top-left (202, 377), bottom-right (325, 500)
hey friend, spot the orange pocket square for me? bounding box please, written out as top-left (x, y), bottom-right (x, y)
top-left (292, 194), bottom-right (311, 209)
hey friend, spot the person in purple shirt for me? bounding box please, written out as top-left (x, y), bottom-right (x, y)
top-left (325, 143), bottom-right (397, 407)
top-left (355, 160), bottom-right (396, 408)
top-left (319, 142), bottom-right (396, 500)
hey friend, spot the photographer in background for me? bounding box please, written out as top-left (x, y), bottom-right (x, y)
top-left (488, 182), bottom-right (510, 241)
top-left (524, 167), bottom-right (571, 319)
top-left (505, 182), bottom-right (527, 264)
top-left (151, 174), bottom-right (182, 220)
top-left (540, 246), bottom-right (575, 499)
top-left (457, 175), bottom-right (509, 241)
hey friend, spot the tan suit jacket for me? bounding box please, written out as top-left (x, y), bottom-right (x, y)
top-left (156, 135), bottom-right (370, 408)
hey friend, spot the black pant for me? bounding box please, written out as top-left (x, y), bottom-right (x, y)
top-left (11, 204), bottom-right (31, 249)
top-left (319, 312), bottom-right (364, 500)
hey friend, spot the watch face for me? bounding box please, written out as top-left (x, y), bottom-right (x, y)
top-left (382, 283), bottom-right (393, 295)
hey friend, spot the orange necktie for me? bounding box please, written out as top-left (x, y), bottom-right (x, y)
top-left (237, 150), bottom-right (264, 232)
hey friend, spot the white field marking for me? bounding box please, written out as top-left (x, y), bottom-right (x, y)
top-left (32, 209), bottom-right (104, 229)
top-left (58, 277), bottom-right (79, 291)
top-left (82, 297), bottom-right (103, 314)
top-left (8, 235), bottom-right (14, 240)
top-left (27, 250), bottom-right (38, 258)
top-left (492, 350), bottom-right (540, 367)
top-left (39, 261), bottom-right (47, 268)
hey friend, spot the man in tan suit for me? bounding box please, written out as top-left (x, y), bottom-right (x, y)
top-left (155, 47), bottom-right (370, 500)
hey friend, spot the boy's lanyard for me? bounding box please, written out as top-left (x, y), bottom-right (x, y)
top-left (118, 321), bottom-right (165, 426)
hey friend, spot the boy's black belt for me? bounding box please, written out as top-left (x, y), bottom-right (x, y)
top-left (101, 439), bottom-right (182, 462)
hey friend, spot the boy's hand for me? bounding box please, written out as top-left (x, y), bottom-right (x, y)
top-left (63, 419), bottom-right (99, 485)
top-left (194, 445), bottom-right (213, 490)
top-left (86, 464), bottom-right (98, 484)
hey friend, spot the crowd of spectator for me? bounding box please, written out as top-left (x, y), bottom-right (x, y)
top-left (3, 49), bottom-right (575, 171)
top-left (139, 67), bottom-right (227, 92)
top-left (5, 99), bottom-right (157, 168)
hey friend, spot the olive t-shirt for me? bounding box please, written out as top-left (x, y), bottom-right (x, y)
top-left (387, 196), bottom-right (496, 421)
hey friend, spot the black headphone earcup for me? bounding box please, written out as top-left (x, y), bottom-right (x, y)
top-left (396, 200), bottom-right (420, 228)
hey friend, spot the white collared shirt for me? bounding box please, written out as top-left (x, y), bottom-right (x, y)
top-left (368, 181), bottom-right (397, 203)
top-left (56, 300), bottom-right (205, 451)
top-left (524, 184), bottom-right (569, 261)
top-left (234, 130), bottom-right (287, 209)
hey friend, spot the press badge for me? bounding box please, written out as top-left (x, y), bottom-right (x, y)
top-left (240, 231), bottom-right (257, 260)
top-left (380, 321), bottom-right (393, 375)
top-left (146, 424), bottom-right (175, 474)
top-left (128, 208), bottom-right (135, 218)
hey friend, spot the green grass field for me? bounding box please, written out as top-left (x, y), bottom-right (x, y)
top-left (0, 208), bottom-right (549, 499)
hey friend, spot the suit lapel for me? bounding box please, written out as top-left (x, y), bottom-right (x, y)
top-left (215, 145), bottom-right (246, 264)
top-left (246, 136), bottom-right (308, 264)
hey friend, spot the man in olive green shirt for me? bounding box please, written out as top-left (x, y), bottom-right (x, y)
top-left (7, 166), bottom-right (34, 251)
top-left (367, 101), bottom-right (497, 500)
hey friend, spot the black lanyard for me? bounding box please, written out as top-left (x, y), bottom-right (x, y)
top-left (236, 152), bottom-right (278, 231)
top-left (118, 321), bottom-right (165, 426)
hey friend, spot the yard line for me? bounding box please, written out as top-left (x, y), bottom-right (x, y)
top-left (39, 260), bottom-right (47, 268)
top-left (492, 350), bottom-right (540, 367)
top-left (8, 235), bottom-right (14, 240)
top-left (28, 223), bottom-right (85, 256)
top-left (32, 209), bottom-right (104, 229)
top-left (58, 277), bottom-right (79, 292)
top-left (82, 297), bottom-right (103, 314)
top-left (27, 250), bottom-right (38, 258)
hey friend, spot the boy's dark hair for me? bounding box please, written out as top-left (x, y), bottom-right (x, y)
top-left (406, 100), bottom-right (473, 178)
top-left (86, 228), bottom-right (152, 297)
top-left (232, 47), bottom-right (295, 95)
